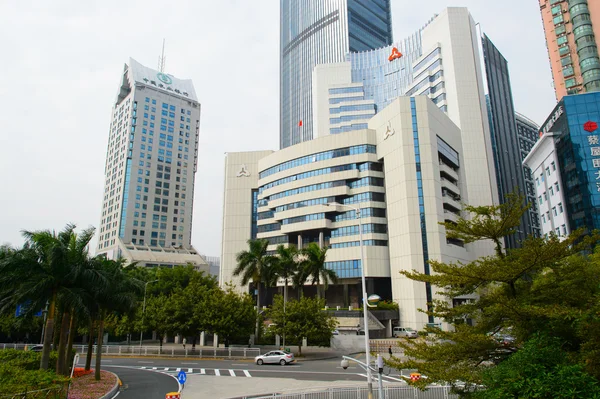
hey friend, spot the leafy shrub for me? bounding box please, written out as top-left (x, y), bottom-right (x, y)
top-left (0, 362), bottom-right (68, 395)
top-left (374, 300), bottom-right (398, 310)
top-left (72, 367), bottom-right (93, 378)
top-left (0, 349), bottom-right (71, 372)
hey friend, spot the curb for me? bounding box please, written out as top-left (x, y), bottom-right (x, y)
top-left (98, 371), bottom-right (120, 399)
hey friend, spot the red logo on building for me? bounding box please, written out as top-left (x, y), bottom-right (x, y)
top-left (388, 47), bottom-right (402, 62)
top-left (298, 120), bottom-right (303, 127)
top-left (584, 121), bottom-right (598, 132)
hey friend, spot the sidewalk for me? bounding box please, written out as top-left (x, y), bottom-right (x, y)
top-left (181, 375), bottom-right (366, 399)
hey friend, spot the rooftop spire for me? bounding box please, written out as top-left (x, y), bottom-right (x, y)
top-left (158, 39), bottom-right (166, 73)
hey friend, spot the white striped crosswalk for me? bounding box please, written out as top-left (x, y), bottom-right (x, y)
top-left (140, 366), bottom-right (252, 377)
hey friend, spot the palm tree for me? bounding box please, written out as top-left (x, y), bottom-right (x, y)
top-left (92, 257), bottom-right (142, 380)
top-left (272, 245), bottom-right (299, 304)
top-left (234, 239), bottom-right (275, 339)
top-left (0, 224), bottom-right (96, 371)
top-left (272, 245), bottom-right (300, 347)
top-left (301, 243), bottom-right (338, 299)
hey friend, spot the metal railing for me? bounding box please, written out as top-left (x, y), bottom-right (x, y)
top-left (0, 343), bottom-right (260, 359)
top-left (236, 385), bottom-right (457, 399)
top-left (1, 385), bottom-right (68, 399)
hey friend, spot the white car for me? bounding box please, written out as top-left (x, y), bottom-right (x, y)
top-left (255, 350), bottom-right (294, 365)
top-left (393, 327), bottom-right (418, 338)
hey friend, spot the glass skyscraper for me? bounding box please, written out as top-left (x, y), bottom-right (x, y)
top-left (280, 0), bottom-right (393, 149)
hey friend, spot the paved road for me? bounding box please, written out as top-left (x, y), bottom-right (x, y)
top-left (97, 356), bottom-right (408, 384)
top-left (109, 367), bottom-right (179, 399)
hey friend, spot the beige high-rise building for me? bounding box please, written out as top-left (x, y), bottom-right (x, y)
top-left (96, 58), bottom-right (209, 272)
top-left (539, 0), bottom-right (600, 100)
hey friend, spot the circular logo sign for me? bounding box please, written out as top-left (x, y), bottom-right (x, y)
top-left (157, 72), bottom-right (172, 85)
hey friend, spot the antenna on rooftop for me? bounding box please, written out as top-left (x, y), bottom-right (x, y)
top-left (158, 39), bottom-right (166, 73)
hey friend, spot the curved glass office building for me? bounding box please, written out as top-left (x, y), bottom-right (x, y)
top-left (280, 0), bottom-right (393, 149)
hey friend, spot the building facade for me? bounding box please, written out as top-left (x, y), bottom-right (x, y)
top-left (480, 34), bottom-right (537, 247)
top-left (516, 113), bottom-right (543, 237)
top-left (222, 96), bottom-right (477, 330)
top-left (539, 0), bottom-right (600, 100)
top-left (524, 91), bottom-right (600, 236)
top-left (96, 58), bottom-right (208, 271)
top-left (312, 8), bottom-right (499, 258)
top-left (280, 0), bottom-right (393, 149)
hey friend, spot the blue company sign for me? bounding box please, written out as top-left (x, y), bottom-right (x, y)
top-left (177, 370), bottom-right (187, 384)
top-left (15, 303), bottom-right (42, 318)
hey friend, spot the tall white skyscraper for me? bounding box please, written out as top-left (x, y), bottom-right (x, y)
top-left (96, 58), bottom-right (208, 270)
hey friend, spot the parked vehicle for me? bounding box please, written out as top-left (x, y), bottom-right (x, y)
top-left (393, 327), bottom-right (418, 338)
top-left (28, 345), bottom-right (44, 352)
top-left (255, 350), bottom-right (294, 365)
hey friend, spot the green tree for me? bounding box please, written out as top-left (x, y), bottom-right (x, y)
top-left (0, 224), bottom-right (98, 372)
top-left (386, 194), bottom-right (600, 391)
top-left (300, 243), bottom-right (338, 299)
top-left (234, 239), bottom-right (276, 338)
top-left (92, 258), bottom-right (142, 380)
top-left (474, 335), bottom-right (600, 399)
top-left (203, 284), bottom-right (256, 346)
top-left (267, 295), bottom-right (337, 355)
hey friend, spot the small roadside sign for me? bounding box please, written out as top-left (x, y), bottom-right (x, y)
top-left (177, 370), bottom-right (187, 385)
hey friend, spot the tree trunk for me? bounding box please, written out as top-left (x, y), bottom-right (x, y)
top-left (255, 282), bottom-right (261, 339)
top-left (283, 281), bottom-right (287, 348)
top-left (85, 319), bottom-right (95, 371)
top-left (95, 311), bottom-right (105, 381)
top-left (64, 312), bottom-right (76, 375)
top-left (298, 341), bottom-right (302, 356)
top-left (56, 309), bottom-right (70, 375)
top-left (40, 292), bottom-right (57, 370)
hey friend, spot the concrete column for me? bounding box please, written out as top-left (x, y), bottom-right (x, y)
top-left (297, 234), bottom-right (302, 248)
top-left (319, 231), bottom-right (323, 248)
top-left (163, 335), bottom-right (168, 344)
top-left (214, 334), bottom-right (219, 348)
top-left (275, 335), bottom-right (280, 348)
top-left (174, 334), bottom-right (180, 344)
top-left (386, 319), bottom-right (392, 338)
top-left (200, 332), bottom-right (205, 347)
top-left (343, 284), bottom-right (349, 307)
top-left (152, 331), bottom-right (157, 340)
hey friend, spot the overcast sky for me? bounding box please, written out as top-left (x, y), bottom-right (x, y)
top-left (0, 1), bottom-right (555, 256)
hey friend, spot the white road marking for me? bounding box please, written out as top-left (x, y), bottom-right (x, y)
top-left (199, 368), bottom-right (205, 374)
top-left (152, 367), bottom-right (157, 370)
top-left (182, 362), bottom-right (198, 365)
top-left (229, 369), bottom-right (236, 376)
top-left (188, 368), bottom-right (193, 373)
top-left (140, 366), bottom-right (146, 369)
top-left (382, 375), bottom-right (406, 383)
top-left (214, 369), bottom-right (221, 376)
top-left (231, 363), bottom-right (247, 366)
top-left (243, 370), bottom-right (251, 377)
top-left (163, 367), bottom-right (169, 371)
top-left (138, 361), bottom-right (154, 363)
top-left (176, 368), bottom-right (181, 372)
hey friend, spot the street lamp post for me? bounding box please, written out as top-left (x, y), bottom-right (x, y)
top-left (140, 279), bottom-right (159, 350)
top-left (325, 202), bottom-right (373, 398)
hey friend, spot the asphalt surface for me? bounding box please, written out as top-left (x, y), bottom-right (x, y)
top-left (97, 355), bottom-right (408, 384)
top-left (106, 366), bottom-right (179, 399)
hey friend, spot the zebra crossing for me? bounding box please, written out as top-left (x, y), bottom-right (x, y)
top-left (356, 373), bottom-right (408, 384)
top-left (140, 366), bottom-right (252, 377)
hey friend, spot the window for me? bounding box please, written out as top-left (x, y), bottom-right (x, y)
top-left (550, 186), bottom-right (554, 196)
top-left (536, 177), bottom-right (540, 186)
top-left (553, 207), bottom-right (557, 216)
top-left (542, 214), bottom-right (546, 223)
top-left (559, 203), bottom-right (563, 213)
top-left (562, 225), bottom-right (567, 236)
top-left (539, 195), bottom-right (543, 205)
top-left (543, 192), bottom-right (548, 201)
top-left (546, 167), bottom-right (550, 176)
top-left (555, 183), bottom-right (560, 192)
